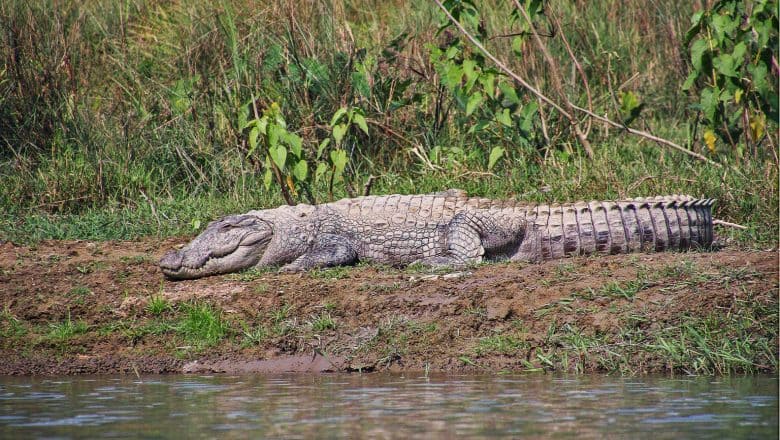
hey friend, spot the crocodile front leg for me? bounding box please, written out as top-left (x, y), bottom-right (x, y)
top-left (280, 234), bottom-right (358, 272)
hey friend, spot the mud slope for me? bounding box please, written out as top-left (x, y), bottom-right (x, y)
top-left (0, 239), bottom-right (776, 375)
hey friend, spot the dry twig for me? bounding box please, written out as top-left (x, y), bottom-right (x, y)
top-left (511, 0), bottom-right (593, 158)
top-left (713, 219), bottom-right (748, 230)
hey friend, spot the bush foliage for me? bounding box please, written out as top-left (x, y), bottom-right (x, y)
top-left (0, 0), bottom-right (776, 245)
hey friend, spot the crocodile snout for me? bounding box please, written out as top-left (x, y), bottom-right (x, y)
top-left (159, 250), bottom-right (183, 271)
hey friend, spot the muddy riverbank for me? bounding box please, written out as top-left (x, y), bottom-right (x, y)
top-left (1, 239), bottom-right (776, 375)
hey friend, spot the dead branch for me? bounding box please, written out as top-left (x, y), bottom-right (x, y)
top-left (713, 219), bottom-right (748, 230)
top-left (511, 0), bottom-right (593, 158)
top-left (550, 9), bottom-right (593, 138)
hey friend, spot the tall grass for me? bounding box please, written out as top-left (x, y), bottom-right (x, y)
top-left (0, 0), bottom-right (776, 245)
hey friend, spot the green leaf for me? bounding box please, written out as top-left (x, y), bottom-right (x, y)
top-left (689, 39), bottom-right (709, 72)
top-left (685, 11), bottom-right (705, 43)
top-left (351, 71), bottom-right (371, 99)
top-left (731, 42), bottom-right (747, 63)
top-left (292, 160), bottom-right (308, 181)
top-left (479, 72), bottom-right (496, 98)
top-left (445, 45), bottom-right (459, 60)
top-left (748, 63), bottom-right (769, 98)
top-left (263, 168), bottom-right (273, 190)
top-left (286, 132), bottom-right (303, 158)
top-left (317, 138), bottom-right (331, 159)
top-left (330, 149), bottom-right (348, 177)
top-left (511, 36), bottom-right (524, 56)
top-left (257, 115), bottom-right (268, 135)
top-left (619, 91), bottom-right (643, 124)
top-left (718, 88), bottom-right (733, 103)
top-left (620, 91), bottom-right (640, 114)
top-left (496, 108), bottom-right (513, 127)
top-left (269, 145), bottom-right (287, 169)
top-left (682, 71), bottom-right (698, 91)
top-left (443, 65), bottom-right (463, 90)
top-left (267, 123), bottom-right (279, 148)
top-left (488, 146), bottom-right (505, 170)
top-left (332, 123), bottom-right (348, 146)
top-left (713, 54), bottom-right (738, 77)
top-left (467, 120), bottom-right (490, 134)
top-left (315, 162), bottom-right (329, 184)
top-left (352, 113), bottom-right (369, 135)
top-left (499, 82), bottom-right (520, 107)
top-left (519, 101), bottom-right (539, 132)
top-left (700, 87), bottom-right (719, 123)
top-left (247, 126), bottom-right (260, 156)
top-left (465, 92), bottom-right (483, 116)
top-left (711, 13), bottom-right (738, 43)
top-left (330, 107), bottom-right (348, 127)
top-left (238, 105), bottom-right (249, 130)
top-left (462, 59), bottom-right (478, 91)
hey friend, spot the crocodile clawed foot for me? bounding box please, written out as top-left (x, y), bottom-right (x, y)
top-left (279, 264), bottom-right (303, 273)
top-left (410, 255), bottom-right (469, 268)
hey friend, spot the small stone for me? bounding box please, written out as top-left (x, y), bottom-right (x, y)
top-left (486, 298), bottom-right (511, 320)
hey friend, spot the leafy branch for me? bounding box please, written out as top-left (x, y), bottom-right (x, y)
top-left (433, 0), bottom-right (721, 167)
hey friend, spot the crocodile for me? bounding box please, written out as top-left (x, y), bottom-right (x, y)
top-left (159, 192), bottom-right (714, 279)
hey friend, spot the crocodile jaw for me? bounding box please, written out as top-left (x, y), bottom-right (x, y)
top-left (159, 215), bottom-right (272, 280)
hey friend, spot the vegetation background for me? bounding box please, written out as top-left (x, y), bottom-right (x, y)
top-left (0, 0), bottom-right (777, 245)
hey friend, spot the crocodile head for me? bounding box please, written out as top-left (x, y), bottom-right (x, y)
top-left (159, 214), bottom-right (273, 280)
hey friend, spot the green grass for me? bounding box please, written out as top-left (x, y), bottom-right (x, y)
top-left (225, 267), bottom-right (276, 282)
top-left (146, 295), bottom-right (172, 316)
top-left (0, 0), bottom-right (774, 248)
top-left (120, 255), bottom-right (153, 265)
top-left (526, 291), bottom-right (778, 375)
top-left (47, 315), bottom-right (89, 341)
top-left (596, 279), bottom-right (649, 300)
top-left (309, 312), bottom-right (337, 332)
top-left (100, 319), bottom-right (174, 342)
top-left (268, 304), bottom-right (295, 336)
top-left (651, 313), bottom-right (777, 375)
top-left (475, 333), bottom-right (529, 356)
top-left (68, 286), bottom-right (92, 297)
top-left (175, 302), bottom-right (232, 347)
top-left (310, 266), bottom-right (352, 280)
top-left (0, 309), bottom-right (27, 340)
top-left (240, 323), bottom-right (269, 348)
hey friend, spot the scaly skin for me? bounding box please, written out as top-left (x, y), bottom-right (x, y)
top-left (159, 192), bottom-right (715, 279)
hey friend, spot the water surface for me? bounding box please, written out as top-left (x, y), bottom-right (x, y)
top-left (0, 374), bottom-right (776, 438)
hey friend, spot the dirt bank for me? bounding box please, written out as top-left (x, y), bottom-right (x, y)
top-left (1, 239), bottom-right (777, 375)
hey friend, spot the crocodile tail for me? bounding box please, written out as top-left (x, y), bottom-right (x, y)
top-left (519, 195), bottom-right (715, 260)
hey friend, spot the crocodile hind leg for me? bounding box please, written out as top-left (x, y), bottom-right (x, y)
top-left (412, 211), bottom-right (486, 267)
top-left (280, 234), bottom-right (357, 272)
top-left (510, 227), bottom-right (544, 263)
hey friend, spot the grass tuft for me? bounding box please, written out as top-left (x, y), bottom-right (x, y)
top-left (176, 302), bottom-right (231, 347)
top-left (309, 312), bottom-right (337, 332)
top-left (48, 314), bottom-right (88, 341)
top-left (146, 295), bottom-right (172, 316)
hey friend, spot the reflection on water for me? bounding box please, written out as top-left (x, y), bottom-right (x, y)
top-left (0, 374), bottom-right (776, 438)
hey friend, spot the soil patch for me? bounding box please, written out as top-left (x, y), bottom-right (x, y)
top-left (1, 239), bottom-right (777, 375)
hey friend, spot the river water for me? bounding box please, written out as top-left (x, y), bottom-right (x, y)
top-left (0, 374), bottom-right (776, 439)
